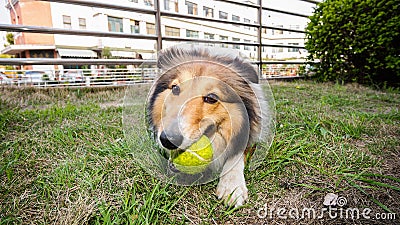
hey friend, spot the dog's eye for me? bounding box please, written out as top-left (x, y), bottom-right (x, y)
top-left (171, 85), bottom-right (180, 95)
top-left (203, 93), bottom-right (219, 104)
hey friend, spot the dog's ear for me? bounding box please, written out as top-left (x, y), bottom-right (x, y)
top-left (218, 55), bottom-right (259, 84)
top-left (231, 57), bottom-right (259, 84)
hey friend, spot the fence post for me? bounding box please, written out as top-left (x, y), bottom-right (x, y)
top-left (154, 0), bottom-right (162, 52)
top-left (141, 67), bottom-right (144, 83)
top-left (258, 0), bottom-right (263, 78)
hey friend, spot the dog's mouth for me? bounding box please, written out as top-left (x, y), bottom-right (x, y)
top-left (157, 119), bottom-right (217, 167)
top-left (159, 137), bottom-right (199, 159)
top-left (159, 131), bottom-right (214, 163)
top-left (166, 148), bottom-right (184, 173)
top-left (168, 159), bottom-right (181, 173)
top-left (160, 144), bottom-right (190, 173)
top-left (157, 138), bottom-right (189, 161)
top-left (166, 133), bottom-right (213, 174)
top-left (169, 148), bottom-right (185, 158)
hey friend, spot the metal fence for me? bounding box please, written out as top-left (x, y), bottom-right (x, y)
top-left (0, 0), bottom-right (319, 87)
top-left (0, 67), bottom-right (158, 87)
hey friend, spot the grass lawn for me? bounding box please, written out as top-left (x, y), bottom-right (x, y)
top-left (1, 81), bottom-right (399, 224)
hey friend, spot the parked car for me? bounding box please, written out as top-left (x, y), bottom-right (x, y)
top-left (0, 72), bottom-right (13, 85)
top-left (22, 71), bottom-right (46, 84)
top-left (61, 70), bottom-right (84, 83)
top-left (304, 64), bottom-right (316, 76)
top-left (20, 71), bottom-right (55, 85)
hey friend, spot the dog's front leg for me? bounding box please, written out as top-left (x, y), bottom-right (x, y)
top-left (216, 153), bottom-right (248, 207)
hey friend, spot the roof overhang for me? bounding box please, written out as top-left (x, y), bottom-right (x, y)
top-left (110, 50), bottom-right (137, 58)
top-left (1, 45), bottom-right (56, 55)
top-left (57, 48), bottom-right (98, 58)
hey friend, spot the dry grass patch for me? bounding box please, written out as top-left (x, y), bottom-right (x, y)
top-left (1, 81), bottom-right (399, 224)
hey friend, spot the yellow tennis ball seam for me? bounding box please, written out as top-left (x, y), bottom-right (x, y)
top-left (171, 135), bottom-right (213, 174)
top-left (184, 149), bottom-right (209, 162)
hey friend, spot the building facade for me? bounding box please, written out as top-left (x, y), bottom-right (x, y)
top-left (1, 0), bottom-right (308, 71)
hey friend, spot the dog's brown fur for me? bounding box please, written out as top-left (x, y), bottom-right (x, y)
top-left (147, 46), bottom-right (267, 206)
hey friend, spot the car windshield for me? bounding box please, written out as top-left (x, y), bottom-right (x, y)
top-left (26, 71), bottom-right (44, 76)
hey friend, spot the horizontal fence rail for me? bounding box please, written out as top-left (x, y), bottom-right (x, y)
top-left (0, 58), bottom-right (156, 65)
top-left (0, 58), bottom-right (317, 66)
top-left (0, 0), bottom-right (319, 88)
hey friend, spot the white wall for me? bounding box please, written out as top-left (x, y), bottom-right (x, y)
top-left (51, 2), bottom-right (99, 48)
top-left (48, 0), bottom-right (309, 60)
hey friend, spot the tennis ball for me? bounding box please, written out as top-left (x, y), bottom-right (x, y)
top-left (172, 135), bottom-right (213, 174)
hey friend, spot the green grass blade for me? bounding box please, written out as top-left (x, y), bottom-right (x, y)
top-left (346, 178), bottom-right (394, 214)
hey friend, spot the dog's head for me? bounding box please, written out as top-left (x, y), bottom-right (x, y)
top-left (147, 46), bottom-right (261, 156)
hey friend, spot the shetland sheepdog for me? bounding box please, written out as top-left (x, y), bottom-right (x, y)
top-left (147, 46), bottom-right (268, 207)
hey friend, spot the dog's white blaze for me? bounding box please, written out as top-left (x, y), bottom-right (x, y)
top-left (177, 109), bottom-right (201, 149)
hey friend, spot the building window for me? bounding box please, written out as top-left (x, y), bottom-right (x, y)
top-left (203, 6), bottom-right (213, 18)
top-left (262, 28), bottom-right (267, 34)
top-left (164, 0), bottom-right (178, 12)
top-left (146, 23), bottom-right (156, 35)
top-left (165, 26), bottom-right (180, 36)
top-left (232, 15), bottom-right (240, 26)
top-left (274, 25), bottom-right (284, 35)
top-left (288, 43), bottom-right (300, 52)
top-left (220, 35), bottom-right (228, 48)
top-left (244, 39), bottom-right (251, 50)
top-left (272, 43), bottom-right (284, 53)
top-left (219, 11), bottom-right (228, 20)
top-left (164, 0), bottom-right (170, 10)
top-left (185, 1), bottom-right (198, 15)
top-left (78, 18), bottom-right (86, 29)
top-left (131, 20), bottom-right (140, 34)
top-left (232, 37), bottom-right (240, 49)
top-left (204, 32), bottom-right (215, 46)
top-left (63, 15), bottom-right (72, 29)
top-left (204, 33), bottom-right (214, 40)
top-left (186, 30), bottom-right (199, 38)
top-left (30, 50), bottom-right (54, 58)
top-left (108, 16), bottom-right (123, 32)
top-left (244, 18), bottom-right (250, 30)
top-left (144, 0), bottom-right (153, 6)
top-left (289, 24), bottom-right (300, 34)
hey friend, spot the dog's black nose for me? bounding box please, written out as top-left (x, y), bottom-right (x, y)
top-left (159, 131), bottom-right (182, 150)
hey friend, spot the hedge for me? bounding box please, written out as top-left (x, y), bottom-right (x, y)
top-left (305, 0), bottom-right (400, 87)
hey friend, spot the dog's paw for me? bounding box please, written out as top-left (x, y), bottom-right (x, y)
top-left (216, 173), bottom-right (248, 207)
